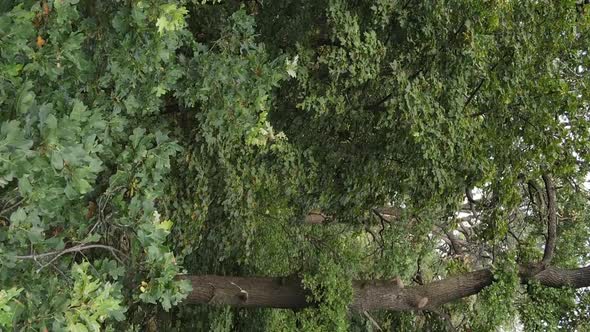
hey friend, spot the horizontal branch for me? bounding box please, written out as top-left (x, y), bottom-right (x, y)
top-left (180, 265), bottom-right (590, 311)
top-left (304, 207), bottom-right (401, 224)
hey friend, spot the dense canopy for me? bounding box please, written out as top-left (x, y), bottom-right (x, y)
top-left (2, 0), bottom-right (590, 330)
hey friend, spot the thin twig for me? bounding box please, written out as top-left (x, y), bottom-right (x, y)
top-left (15, 244), bottom-right (127, 263)
top-left (428, 309), bottom-right (457, 331)
top-left (363, 311), bottom-right (383, 331)
top-left (0, 197), bottom-right (25, 216)
top-left (462, 77), bottom-right (486, 112)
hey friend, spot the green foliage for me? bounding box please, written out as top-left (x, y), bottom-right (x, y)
top-left (298, 254), bottom-right (354, 332)
top-left (3, 0), bottom-right (590, 330)
top-left (136, 213), bottom-right (191, 311)
top-left (520, 281), bottom-right (576, 331)
top-left (1, 0), bottom-right (189, 329)
top-left (55, 262), bottom-right (126, 331)
top-left (156, 3), bottom-right (189, 35)
top-left (470, 255), bottom-right (520, 331)
top-left (0, 287), bottom-right (21, 328)
top-left (559, 289), bottom-right (590, 331)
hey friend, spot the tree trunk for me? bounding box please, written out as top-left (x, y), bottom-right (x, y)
top-left (180, 265), bottom-right (590, 311)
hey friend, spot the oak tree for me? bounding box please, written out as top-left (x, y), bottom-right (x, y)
top-left (2, 0), bottom-right (590, 331)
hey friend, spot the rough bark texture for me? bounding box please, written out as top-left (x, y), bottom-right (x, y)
top-left (541, 173), bottom-right (557, 265)
top-left (350, 269), bottom-right (494, 311)
top-left (304, 207), bottom-right (401, 224)
top-left (181, 265), bottom-right (590, 311)
top-left (533, 265), bottom-right (590, 288)
top-left (182, 275), bottom-right (310, 309)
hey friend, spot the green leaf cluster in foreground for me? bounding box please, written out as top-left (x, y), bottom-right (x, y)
top-left (2, 0), bottom-right (590, 330)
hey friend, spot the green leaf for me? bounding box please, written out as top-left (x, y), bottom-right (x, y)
top-left (70, 100), bottom-right (88, 122)
top-left (51, 152), bottom-right (64, 170)
top-left (15, 81), bottom-right (35, 114)
top-left (73, 177), bottom-right (91, 194)
top-left (157, 219), bottom-right (173, 232)
top-left (69, 323), bottom-right (89, 332)
top-left (9, 208), bottom-right (26, 225)
top-left (17, 177), bottom-right (32, 195)
top-left (46, 114), bottom-right (58, 130)
top-left (27, 227), bottom-right (44, 243)
top-left (130, 128), bottom-right (146, 148)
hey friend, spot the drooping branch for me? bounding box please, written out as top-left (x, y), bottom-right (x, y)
top-left (541, 173), bottom-right (557, 265)
top-left (181, 265), bottom-right (590, 311)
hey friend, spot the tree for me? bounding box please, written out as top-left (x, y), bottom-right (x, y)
top-left (2, 0), bottom-right (590, 330)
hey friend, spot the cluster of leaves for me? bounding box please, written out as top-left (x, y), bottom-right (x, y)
top-left (54, 262), bottom-right (126, 331)
top-left (469, 255), bottom-right (520, 331)
top-left (0, 287), bottom-right (21, 329)
top-left (298, 256), bottom-right (353, 332)
top-left (0, 0), bottom-right (191, 329)
top-left (520, 281), bottom-right (576, 331)
top-left (135, 213), bottom-right (192, 311)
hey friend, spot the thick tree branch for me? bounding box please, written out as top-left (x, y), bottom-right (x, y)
top-left (181, 265), bottom-right (590, 311)
top-left (443, 230), bottom-right (465, 256)
top-left (304, 207), bottom-right (401, 224)
top-left (541, 173), bottom-right (557, 265)
top-left (527, 179), bottom-right (545, 209)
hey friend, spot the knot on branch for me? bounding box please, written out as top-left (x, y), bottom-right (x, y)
top-left (390, 276), bottom-right (404, 288)
top-left (231, 281), bottom-right (249, 302)
top-left (411, 295), bottom-right (429, 309)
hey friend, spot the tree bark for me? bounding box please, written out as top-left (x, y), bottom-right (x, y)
top-left (180, 265), bottom-right (590, 311)
top-left (541, 173), bottom-right (557, 265)
top-left (304, 207), bottom-right (401, 224)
